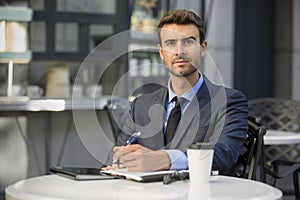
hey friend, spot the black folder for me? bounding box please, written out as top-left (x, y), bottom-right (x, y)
top-left (49, 166), bottom-right (119, 181)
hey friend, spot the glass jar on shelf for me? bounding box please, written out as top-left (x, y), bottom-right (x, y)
top-left (0, 62), bottom-right (28, 97)
top-left (130, 0), bottom-right (159, 33)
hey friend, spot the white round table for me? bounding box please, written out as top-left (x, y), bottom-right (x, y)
top-left (5, 175), bottom-right (282, 200)
top-left (264, 130), bottom-right (300, 145)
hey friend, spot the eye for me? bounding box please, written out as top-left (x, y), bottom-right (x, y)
top-left (165, 40), bottom-right (176, 47)
top-left (183, 38), bottom-right (195, 45)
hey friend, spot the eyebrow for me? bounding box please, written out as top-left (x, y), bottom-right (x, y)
top-left (163, 36), bottom-right (197, 44)
top-left (183, 36), bottom-right (196, 41)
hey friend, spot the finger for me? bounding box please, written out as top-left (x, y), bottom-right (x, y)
top-left (118, 163), bottom-right (126, 169)
top-left (121, 144), bottom-right (144, 152)
top-left (113, 146), bottom-right (123, 152)
top-left (101, 165), bottom-right (113, 170)
top-left (127, 166), bottom-right (141, 172)
top-left (112, 163), bottom-right (119, 169)
top-left (114, 144), bottom-right (145, 156)
top-left (120, 152), bottom-right (138, 163)
top-left (113, 144), bottom-right (143, 161)
top-left (113, 147), bottom-right (128, 161)
top-left (114, 144), bottom-right (139, 153)
top-left (119, 160), bottom-right (138, 171)
top-left (125, 161), bottom-right (144, 172)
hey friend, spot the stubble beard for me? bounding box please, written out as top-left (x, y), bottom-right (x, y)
top-left (165, 63), bottom-right (199, 78)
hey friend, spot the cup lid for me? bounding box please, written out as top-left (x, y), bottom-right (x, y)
top-left (188, 142), bottom-right (213, 149)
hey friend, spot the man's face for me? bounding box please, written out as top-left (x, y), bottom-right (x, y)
top-left (158, 24), bottom-right (207, 77)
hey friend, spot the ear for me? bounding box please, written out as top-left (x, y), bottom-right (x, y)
top-left (200, 40), bottom-right (208, 57)
top-left (157, 44), bottom-right (164, 60)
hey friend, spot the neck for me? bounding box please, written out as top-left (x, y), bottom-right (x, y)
top-left (170, 73), bottom-right (200, 96)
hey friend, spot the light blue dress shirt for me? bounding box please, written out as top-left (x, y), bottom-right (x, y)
top-left (164, 74), bottom-right (204, 170)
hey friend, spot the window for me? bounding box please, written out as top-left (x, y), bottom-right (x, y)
top-left (30, 0), bottom-right (129, 61)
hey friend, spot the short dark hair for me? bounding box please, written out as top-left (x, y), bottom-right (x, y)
top-left (157, 9), bottom-right (206, 44)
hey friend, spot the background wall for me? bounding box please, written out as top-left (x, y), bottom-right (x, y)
top-left (293, 0), bottom-right (300, 100)
top-left (203, 0), bottom-right (235, 88)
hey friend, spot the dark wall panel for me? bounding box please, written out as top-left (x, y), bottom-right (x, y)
top-left (234, 0), bottom-right (274, 99)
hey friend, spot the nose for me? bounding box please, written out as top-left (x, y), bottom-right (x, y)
top-left (174, 43), bottom-right (186, 56)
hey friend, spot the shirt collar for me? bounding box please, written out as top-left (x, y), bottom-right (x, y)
top-left (168, 73), bottom-right (204, 103)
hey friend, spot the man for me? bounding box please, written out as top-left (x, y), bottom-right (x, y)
top-left (112, 9), bottom-right (248, 175)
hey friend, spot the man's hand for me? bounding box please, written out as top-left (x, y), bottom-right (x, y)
top-left (112, 144), bottom-right (171, 172)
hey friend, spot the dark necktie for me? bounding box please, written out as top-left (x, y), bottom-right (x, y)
top-left (165, 97), bottom-right (185, 145)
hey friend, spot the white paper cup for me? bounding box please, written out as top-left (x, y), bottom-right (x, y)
top-left (187, 143), bottom-right (214, 184)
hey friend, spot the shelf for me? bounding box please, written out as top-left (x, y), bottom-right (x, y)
top-left (129, 43), bottom-right (158, 53)
top-left (0, 7), bottom-right (33, 22)
top-left (0, 96), bottom-right (126, 112)
top-left (0, 51), bottom-right (32, 64)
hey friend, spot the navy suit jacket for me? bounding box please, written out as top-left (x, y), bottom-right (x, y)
top-left (117, 76), bottom-right (248, 174)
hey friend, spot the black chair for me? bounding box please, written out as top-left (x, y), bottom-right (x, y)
top-left (234, 116), bottom-right (266, 180)
top-left (129, 83), bottom-right (164, 102)
top-left (249, 98), bottom-right (300, 199)
top-left (263, 160), bottom-right (300, 199)
top-left (104, 99), bottom-right (129, 143)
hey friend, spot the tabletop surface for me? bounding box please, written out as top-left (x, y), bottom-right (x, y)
top-left (5, 175), bottom-right (282, 200)
top-left (264, 129), bottom-right (300, 145)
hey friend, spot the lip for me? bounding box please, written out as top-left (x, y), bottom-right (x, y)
top-left (174, 60), bottom-right (188, 64)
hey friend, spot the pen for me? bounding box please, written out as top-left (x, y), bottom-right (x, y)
top-left (126, 131), bottom-right (141, 145)
top-left (112, 131), bottom-right (141, 165)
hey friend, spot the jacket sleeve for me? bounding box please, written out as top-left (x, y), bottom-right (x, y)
top-left (211, 89), bottom-right (248, 175)
top-left (117, 99), bottom-right (137, 146)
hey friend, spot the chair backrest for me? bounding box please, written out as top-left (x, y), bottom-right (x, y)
top-left (248, 98), bottom-right (300, 132)
top-left (248, 98), bottom-right (300, 162)
top-left (234, 116), bottom-right (266, 180)
top-left (104, 99), bottom-right (129, 143)
top-left (129, 83), bottom-right (164, 102)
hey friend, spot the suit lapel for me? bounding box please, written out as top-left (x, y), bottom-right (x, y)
top-left (153, 88), bottom-right (168, 149)
top-left (170, 79), bottom-right (211, 149)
